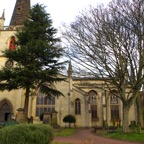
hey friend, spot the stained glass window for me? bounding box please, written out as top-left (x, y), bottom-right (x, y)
top-left (9, 36), bottom-right (16, 50)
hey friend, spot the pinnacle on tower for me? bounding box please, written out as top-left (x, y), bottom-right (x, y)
top-left (0, 9), bottom-right (5, 30)
top-left (67, 61), bottom-right (73, 77)
top-left (10, 0), bottom-right (31, 26)
top-left (0, 9), bottom-right (5, 20)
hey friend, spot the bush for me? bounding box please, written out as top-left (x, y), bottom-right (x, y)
top-left (63, 115), bottom-right (76, 127)
top-left (2, 120), bottom-right (19, 127)
top-left (0, 124), bottom-right (54, 144)
top-left (0, 126), bottom-right (12, 144)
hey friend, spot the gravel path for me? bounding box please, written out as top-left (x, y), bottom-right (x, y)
top-left (53, 128), bottom-right (141, 144)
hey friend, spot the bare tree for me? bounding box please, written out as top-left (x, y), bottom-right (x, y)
top-left (62, 0), bottom-right (144, 132)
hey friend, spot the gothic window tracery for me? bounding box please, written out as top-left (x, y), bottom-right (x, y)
top-left (88, 90), bottom-right (98, 121)
top-left (36, 91), bottom-right (55, 117)
top-left (88, 91), bottom-right (97, 104)
top-left (110, 95), bottom-right (118, 104)
top-left (110, 90), bottom-right (119, 120)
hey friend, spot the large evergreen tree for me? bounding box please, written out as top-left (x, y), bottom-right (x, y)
top-left (0, 4), bottom-right (65, 119)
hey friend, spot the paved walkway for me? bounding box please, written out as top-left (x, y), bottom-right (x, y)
top-left (53, 128), bottom-right (140, 144)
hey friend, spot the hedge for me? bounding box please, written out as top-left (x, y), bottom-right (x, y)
top-left (0, 124), bottom-right (53, 144)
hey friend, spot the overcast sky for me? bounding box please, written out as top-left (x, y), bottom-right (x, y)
top-left (0, 0), bottom-right (111, 28)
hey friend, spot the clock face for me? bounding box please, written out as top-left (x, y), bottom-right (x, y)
top-left (5, 60), bottom-right (13, 68)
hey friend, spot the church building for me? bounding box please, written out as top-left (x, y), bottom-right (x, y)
top-left (0, 0), bottom-right (142, 127)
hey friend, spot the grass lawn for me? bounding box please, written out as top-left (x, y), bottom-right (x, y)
top-left (105, 132), bottom-right (144, 143)
top-left (51, 128), bottom-right (75, 144)
top-left (96, 129), bottom-right (144, 143)
top-left (54, 128), bottom-right (75, 137)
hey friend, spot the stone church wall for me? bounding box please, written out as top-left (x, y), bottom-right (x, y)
top-left (0, 30), bottom-right (16, 55)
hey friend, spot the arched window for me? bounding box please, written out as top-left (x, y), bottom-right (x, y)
top-left (9, 36), bottom-right (16, 50)
top-left (110, 90), bottom-right (119, 120)
top-left (36, 91), bottom-right (55, 117)
top-left (88, 90), bottom-right (98, 122)
top-left (75, 98), bottom-right (81, 115)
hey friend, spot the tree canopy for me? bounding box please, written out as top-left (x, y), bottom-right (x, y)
top-left (62, 0), bottom-right (144, 132)
top-left (0, 4), bottom-right (65, 118)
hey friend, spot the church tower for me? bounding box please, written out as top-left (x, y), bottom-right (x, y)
top-left (10, 0), bottom-right (30, 26)
top-left (0, 0), bottom-right (31, 123)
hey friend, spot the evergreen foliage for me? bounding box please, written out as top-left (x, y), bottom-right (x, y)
top-left (63, 115), bottom-right (76, 127)
top-left (0, 4), bottom-right (65, 117)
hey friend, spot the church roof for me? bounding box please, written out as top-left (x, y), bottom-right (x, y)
top-left (10, 0), bottom-right (30, 26)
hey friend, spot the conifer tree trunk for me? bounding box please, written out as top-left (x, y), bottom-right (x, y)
top-left (24, 87), bottom-right (30, 119)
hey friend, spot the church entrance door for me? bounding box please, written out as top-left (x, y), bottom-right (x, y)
top-left (0, 102), bottom-right (12, 122)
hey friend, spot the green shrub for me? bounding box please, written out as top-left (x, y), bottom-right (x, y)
top-left (63, 115), bottom-right (76, 127)
top-left (0, 126), bottom-right (13, 144)
top-left (0, 124), bottom-right (54, 144)
top-left (2, 120), bottom-right (19, 127)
